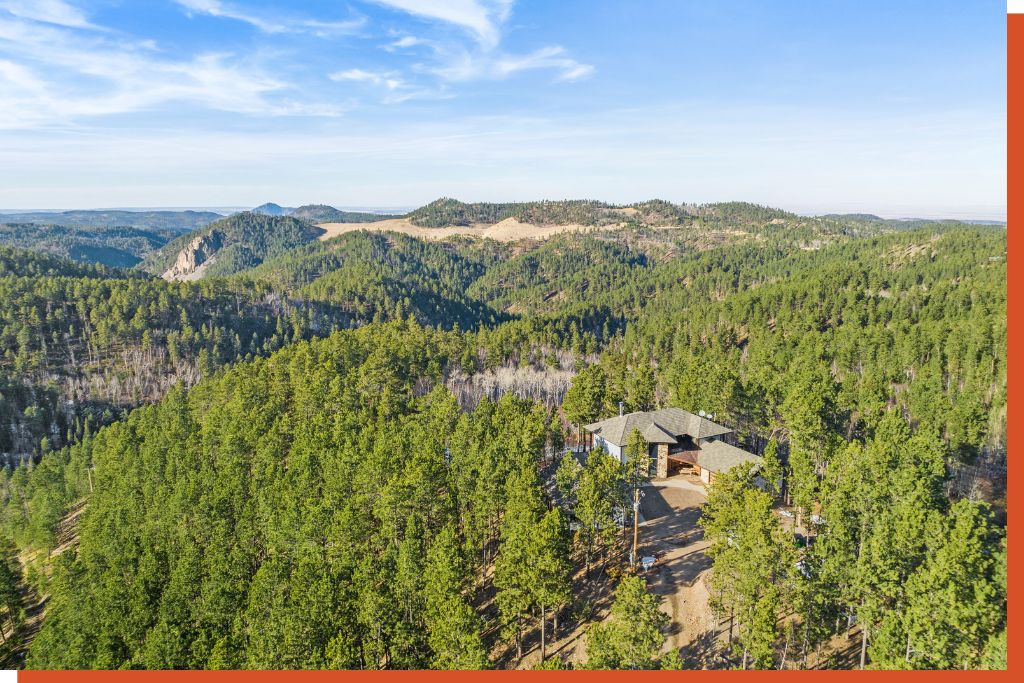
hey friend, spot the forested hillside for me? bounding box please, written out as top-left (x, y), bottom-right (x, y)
top-left (574, 229), bottom-right (1006, 455)
top-left (244, 231), bottom-right (507, 330)
top-left (0, 208), bottom-right (1007, 670)
top-left (403, 197), bottom-right (924, 239)
top-left (465, 236), bottom-right (648, 315)
top-left (406, 198), bottom-right (617, 227)
top-left (0, 223), bottom-right (177, 268)
top-left (0, 246), bottom-right (130, 279)
top-left (142, 212), bottom-right (326, 279)
top-left (290, 204), bottom-right (393, 224)
top-left (0, 247), bottom-right (365, 462)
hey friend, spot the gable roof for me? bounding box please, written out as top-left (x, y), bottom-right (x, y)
top-left (648, 408), bottom-right (733, 440)
top-left (584, 407), bottom-right (732, 447)
top-left (695, 439), bottom-right (762, 474)
top-left (642, 422), bottom-right (678, 444)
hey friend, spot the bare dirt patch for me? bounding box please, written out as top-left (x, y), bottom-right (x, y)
top-left (316, 217), bottom-right (615, 243)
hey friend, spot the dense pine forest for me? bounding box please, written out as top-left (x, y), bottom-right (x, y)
top-left (0, 223), bottom-right (179, 269)
top-left (0, 202), bottom-right (1006, 670)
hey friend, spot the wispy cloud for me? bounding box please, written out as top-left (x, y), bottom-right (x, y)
top-left (383, 34), bottom-right (429, 51)
top-left (0, 1), bottom-right (1002, 219)
top-left (367, 2), bottom-right (593, 86)
top-left (429, 45), bottom-right (594, 82)
top-left (370, 0), bottom-right (513, 48)
top-left (493, 46), bottom-right (595, 81)
top-left (175, 0), bottom-right (365, 37)
top-left (0, 0), bottom-right (592, 127)
top-left (0, 0), bottom-right (98, 29)
top-left (331, 68), bottom-right (404, 90)
top-left (0, 12), bottom-right (345, 128)
top-left (329, 66), bottom-right (450, 104)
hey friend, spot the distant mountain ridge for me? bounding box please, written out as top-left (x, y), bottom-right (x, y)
top-left (820, 213), bottom-right (884, 221)
top-left (252, 203), bottom-right (294, 216)
top-left (0, 209), bottom-right (222, 231)
top-left (290, 204), bottom-right (393, 223)
top-left (250, 202), bottom-right (394, 223)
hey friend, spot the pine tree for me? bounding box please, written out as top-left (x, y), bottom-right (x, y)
top-left (494, 466), bottom-right (545, 661)
top-left (423, 525), bottom-right (488, 670)
top-left (625, 361), bottom-right (655, 412)
top-left (760, 437), bottom-right (783, 498)
top-left (884, 501), bottom-right (1004, 669)
top-left (554, 452), bottom-right (582, 517)
top-left (576, 450), bottom-right (623, 580)
top-left (562, 365), bottom-right (606, 446)
top-left (584, 575), bottom-right (668, 670)
top-left (779, 364), bottom-right (838, 530)
top-left (531, 508), bottom-right (572, 662)
top-left (701, 462), bottom-right (795, 669)
top-left (623, 428), bottom-right (650, 567)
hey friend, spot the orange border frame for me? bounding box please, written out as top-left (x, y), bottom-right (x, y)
top-left (13, 9), bottom-right (1019, 683)
top-left (1005, 8), bottom-right (1019, 680)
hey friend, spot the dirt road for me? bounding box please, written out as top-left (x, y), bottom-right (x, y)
top-left (638, 477), bottom-right (724, 665)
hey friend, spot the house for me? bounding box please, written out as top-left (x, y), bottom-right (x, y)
top-left (583, 407), bottom-right (761, 484)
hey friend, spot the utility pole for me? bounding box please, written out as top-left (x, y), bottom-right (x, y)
top-left (632, 488), bottom-right (639, 567)
top-left (631, 486), bottom-right (641, 569)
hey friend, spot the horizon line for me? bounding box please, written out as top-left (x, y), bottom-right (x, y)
top-left (0, 201), bottom-right (1008, 223)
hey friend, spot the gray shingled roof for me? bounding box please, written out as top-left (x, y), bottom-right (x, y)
top-left (584, 407), bottom-right (732, 447)
top-left (695, 439), bottom-right (762, 474)
top-left (642, 422), bottom-right (677, 444)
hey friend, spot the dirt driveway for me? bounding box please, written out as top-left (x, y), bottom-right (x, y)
top-left (637, 476), bottom-right (722, 664)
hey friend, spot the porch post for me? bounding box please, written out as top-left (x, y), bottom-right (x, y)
top-left (656, 443), bottom-right (669, 478)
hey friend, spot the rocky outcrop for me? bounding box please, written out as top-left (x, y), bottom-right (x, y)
top-left (162, 230), bottom-right (223, 281)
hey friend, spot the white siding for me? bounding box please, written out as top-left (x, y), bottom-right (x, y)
top-left (606, 442), bottom-right (624, 462)
top-left (593, 435), bottom-right (624, 462)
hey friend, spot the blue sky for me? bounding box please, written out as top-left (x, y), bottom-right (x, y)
top-left (0, 0), bottom-right (1007, 218)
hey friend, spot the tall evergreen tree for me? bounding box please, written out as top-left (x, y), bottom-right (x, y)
top-left (576, 450), bottom-right (623, 580)
top-left (701, 462), bottom-right (795, 669)
top-left (584, 575), bottom-right (668, 670)
top-left (531, 508), bottom-right (572, 662)
top-left (423, 525), bottom-right (488, 670)
top-left (494, 466), bottom-right (545, 661)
